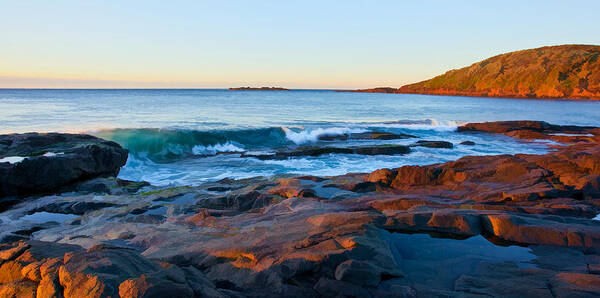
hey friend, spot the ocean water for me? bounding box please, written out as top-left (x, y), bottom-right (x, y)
top-left (2, 89), bottom-right (600, 186)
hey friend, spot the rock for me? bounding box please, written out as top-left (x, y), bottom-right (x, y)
top-left (383, 209), bottom-right (482, 237)
top-left (353, 145), bottom-right (411, 156)
top-left (29, 201), bottom-right (118, 215)
top-left (350, 132), bottom-right (416, 140)
top-left (244, 145), bottom-right (411, 160)
top-left (0, 280), bottom-right (37, 298)
top-left (0, 261), bottom-right (24, 283)
top-left (125, 214), bottom-right (166, 224)
top-left (412, 140), bottom-right (453, 149)
top-left (0, 241), bottom-right (211, 298)
top-left (36, 275), bottom-right (61, 298)
top-left (119, 275), bottom-right (153, 297)
top-left (180, 266), bottom-right (224, 298)
top-left (365, 168), bottom-right (396, 185)
top-left (317, 134), bottom-right (350, 141)
top-left (206, 186), bottom-right (232, 192)
top-left (458, 121), bottom-right (555, 133)
top-left (0, 242), bottom-right (30, 261)
top-left (481, 213), bottom-right (600, 250)
top-left (374, 283), bottom-right (417, 298)
top-left (228, 87), bottom-right (289, 91)
top-left (454, 262), bottom-right (554, 297)
top-left (58, 245), bottom-right (195, 297)
top-left (334, 260), bottom-right (382, 286)
top-left (550, 273), bottom-right (600, 297)
top-left (587, 255), bottom-right (600, 275)
top-left (297, 189), bottom-right (317, 198)
top-left (319, 131), bottom-right (415, 141)
top-left (458, 120), bottom-right (596, 135)
top-left (338, 87), bottom-right (400, 93)
top-left (118, 274), bottom-right (194, 298)
top-left (313, 277), bottom-right (372, 297)
top-left (0, 133), bottom-right (128, 198)
top-left (74, 177), bottom-right (150, 195)
top-left (20, 262), bottom-right (41, 282)
top-left (459, 141), bottom-right (475, 145)
top-left (198, 191), bottom-right (274, 211)
top-left (389, 166), bottom-right (439, 188)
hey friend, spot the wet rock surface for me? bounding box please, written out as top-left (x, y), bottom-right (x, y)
top-left (242, 144), bottom-right (411, 160)
top-left (0, 121), bottom-right (599, 297)
top-left (412, 140), bottom-right (454, 149)
top-left (0, 133), bottom-right (128, 198)
top-left (318, 131), bottom-right (416, 141)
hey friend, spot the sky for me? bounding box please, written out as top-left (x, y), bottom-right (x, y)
top-left (1, 0), bottom-right (599, 89)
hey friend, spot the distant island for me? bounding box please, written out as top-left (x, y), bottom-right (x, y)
top-left (229, 87), bottom-right (290, 91)
top-left (344, 44), bottom-right (600, 100)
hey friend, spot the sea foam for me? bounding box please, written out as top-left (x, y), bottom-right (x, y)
top-left (192, 142), bottom-right (245, 155)
top-left (282, 127), bottom-right (367, 145)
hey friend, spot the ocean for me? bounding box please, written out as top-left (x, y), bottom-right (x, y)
top-left (2, 89), bottom-right (600, 186)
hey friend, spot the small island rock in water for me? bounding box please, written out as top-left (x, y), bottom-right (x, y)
top-left (228, 86), bottom-right (290, 91)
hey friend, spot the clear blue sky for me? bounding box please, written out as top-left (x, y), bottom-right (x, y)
top-left (1, 0), bottom-right (599, 88)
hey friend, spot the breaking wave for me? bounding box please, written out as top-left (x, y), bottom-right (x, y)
top-left (282, 127), bottom-right (367, 144)
top-left (92, 119), bottom-right (459, 163)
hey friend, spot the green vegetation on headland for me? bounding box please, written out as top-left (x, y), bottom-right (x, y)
top-left (345, 44), bottom-right (600, 100)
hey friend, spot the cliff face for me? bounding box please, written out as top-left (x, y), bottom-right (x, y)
top-left (399, 45), bottom-right (600, 99)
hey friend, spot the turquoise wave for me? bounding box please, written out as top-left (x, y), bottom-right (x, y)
top-left (94, 127), bottom-right (289, 163)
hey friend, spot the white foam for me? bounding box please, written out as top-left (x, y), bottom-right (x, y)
top-left (376, 119), bottom-right (461, 132)
top-left (594, 214), bottom-right (600, 221)
top-left (0, 156), bottom-right (27, 164)
top-left (43, 152), bottom-right (64, 157)
top-left (282, 127), bottom-right (367, 145)
top-left (549, 133), bottom-right (594, 137)
top-left (192, 143), bottom-right (245, 155)
top-left (0, 152), bottom-right (65, 164)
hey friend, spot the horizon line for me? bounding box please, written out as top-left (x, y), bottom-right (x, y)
top-left (0, 87), bottom-right (354, 90)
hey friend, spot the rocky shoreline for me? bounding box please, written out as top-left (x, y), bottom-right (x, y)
top-left (1, 121), bottom-right (599, 297)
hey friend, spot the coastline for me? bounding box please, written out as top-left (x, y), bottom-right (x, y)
top-left (1, 120), bottom-right (599, 296)
top-left (341, 45), bottom-right (600, 101)
top-left (338, 88), bottom-right (600, 100)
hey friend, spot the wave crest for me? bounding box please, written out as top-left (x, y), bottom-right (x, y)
top-left (94, 127), bottom-right (287, 162)
top-left (282, 127), bottom-right (367, 145)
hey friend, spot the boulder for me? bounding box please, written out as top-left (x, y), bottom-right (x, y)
top-left (313, 277), bottom-right (372, 297)
top-left (458, 121), bottom-right (554, 133)
top-left (57, 244), bottom-right (196, 297)
top-left (458, 120), bottom-right (595, 134)
top-left (244, 145), bottom-right (410, 160)
top-left (412, 140), bottom-right (454, 149)
top-left (0, 133), bottom-right (128, 198)
top-left (454, 262), bottom-right (554, 297)
top-left (349, 132), bottom-right (416, 140)
top-left (334, 260), bottom-right (382, 286)
top-left (550, 273), bottom-right (600, 297)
